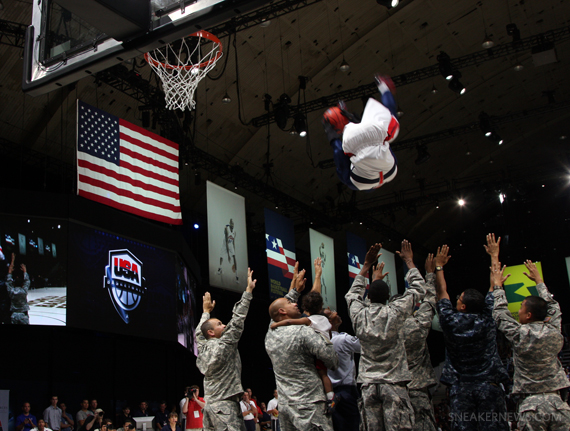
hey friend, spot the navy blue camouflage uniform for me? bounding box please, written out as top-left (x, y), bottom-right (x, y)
top-left (437, 292), bottom-right (509, 431)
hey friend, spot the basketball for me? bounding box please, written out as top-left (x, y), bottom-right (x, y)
top-left (323, 107), bottom-right (350, 134)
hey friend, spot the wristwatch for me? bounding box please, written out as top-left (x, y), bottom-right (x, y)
top-left (435, 266), bottom-right (443, 272)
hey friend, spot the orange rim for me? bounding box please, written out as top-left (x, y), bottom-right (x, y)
top-left (144, 30), bottom-right (223, 71)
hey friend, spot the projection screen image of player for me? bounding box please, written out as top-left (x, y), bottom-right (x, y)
top-left (309, 228), bottom-right (336, 310)
top-left (207, 181), bottom-right (249, 292)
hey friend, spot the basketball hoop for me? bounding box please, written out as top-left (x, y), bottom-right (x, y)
top-left (145, 30), bottom-right (223, 111)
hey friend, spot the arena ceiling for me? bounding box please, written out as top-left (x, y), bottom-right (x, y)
top-left (1, 0), bottom-right (569, 253)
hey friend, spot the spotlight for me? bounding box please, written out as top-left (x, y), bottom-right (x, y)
top-left (259, 19), bottom-right (271, 27)
top-left (414, 144), bottom-right (431, 165)
top-left (377, 0), bottom-right (399, 8)
top-left (482, 34), bottom-right (494, 49)
top-left (396, 107), bottom-right (404, 118)
top-left (488, 132), bottom-right (504, 145)
top-left (294, 113), bottom-right (307, 137)
top-left (437, 52), bottom-right (454, 80)
top-left (193, 223), bottom-right (200, 229)
top-left (499, 193), bottom-right (506, 204)
top-left (274, 94), bottom-right (291, 131)
top-left (222, 92), bottom-right (231, 104)
top-left (506, 23), bottom-right (521, 43)
top-left (479, 112), bottom-right (493, 135)
top-left (458, 198), bottom-right (465, 206)
top-left (513, 63), bottom-right (524, 71)
top-left (431, 84), bottom-right (438, 94)
top-left (339, 58), bottom-right (350, 72)
top-left (448, 76), bottom-right (466, 95)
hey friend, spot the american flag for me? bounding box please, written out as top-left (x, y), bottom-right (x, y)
top-left (266, 234), bottom-right (296, 279)
top-left (76, 100), bottom-right (182, 225)
top-left (347, 252), bottom-right (362, 279)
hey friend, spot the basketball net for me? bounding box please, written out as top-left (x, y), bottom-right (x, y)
top-left (145, 30), bottom-right (223, 111)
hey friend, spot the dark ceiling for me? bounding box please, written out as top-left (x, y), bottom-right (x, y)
top-left (1, 0), bottom-right (569, 256)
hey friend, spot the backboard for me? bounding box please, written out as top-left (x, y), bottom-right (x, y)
top-left (23, 0), bottom-right (269, 96)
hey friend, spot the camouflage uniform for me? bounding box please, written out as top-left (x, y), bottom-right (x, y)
top-left (493, 283), bottom-right (570, 431)
top-left (265, 288), bottom-right (339, 431)
top-left (345, 268), bottom-right (427, 431)
top-left (197, 291), bottom-right (253, 431)
top-left (403, 273), bottom-right (437, 431)
top-left (6, 272), bottom-right (30, 325)
top-left (437, 292), bottom-right (509, 431)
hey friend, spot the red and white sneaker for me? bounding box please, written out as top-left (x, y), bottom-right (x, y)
top-left (375, 74), bottom-right (396, 94)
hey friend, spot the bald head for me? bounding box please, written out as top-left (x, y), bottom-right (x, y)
top-left (269, 297), bottom-right (301, 321)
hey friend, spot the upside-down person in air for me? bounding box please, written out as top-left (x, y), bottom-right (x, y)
top-left (323, 75), bottom-right (399, 191)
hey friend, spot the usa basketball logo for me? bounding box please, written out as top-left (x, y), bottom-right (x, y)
top-left (104, 249), bottom-right (146, 324)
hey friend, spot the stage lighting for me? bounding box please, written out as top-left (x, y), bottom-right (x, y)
top-left (222, 92), bottom-right (231, 104)
top-left (339, 58), bottom-right (350, 72)
top-left (377, 0), bottom-right (399, 7)
top-left (294, 113), bottom-right (307, 137)
top-left (437, 52), bottom-right (454, 80)
top-left (274, 95), bottom-right (291, 131)
top-left (458, 199), bottom-right (465, 206)
top-left (448, 76), bottom-right (466, 95)
top-left (482, 34), bottom-right (494, 49)
top-left (479, 112), bottom-right (493, 136)
top-left (193, 223), bottom-right (200, 229)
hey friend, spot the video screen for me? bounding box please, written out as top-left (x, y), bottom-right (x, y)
top-left (67, 223), bottom-right (177, 341)
top-left (176, 256), bottom-right (198, 356)
top-left (0, 216), bottom-right (68, 326)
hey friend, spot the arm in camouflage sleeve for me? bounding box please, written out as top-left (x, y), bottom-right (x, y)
top-left (303, 327), bottom-right (339, 371)
top-left (492, 288), bottom-right (521, 344)
top-left (196, 312), bottom-right (210, 346)
top-left (5, 273), bottom-right (14, 294)
top-left (413, 273), bottom-right (437, 330)
top-left (220, 291), bottom-right (253, 345)
top-left (22, 271), bottom-right (30, 292)
top-left (522, 259), bottom-right (562, 330)
top-left (392, 268), bottom-right (427, 318)
top-left (345, 275), bottom-right (368, 328)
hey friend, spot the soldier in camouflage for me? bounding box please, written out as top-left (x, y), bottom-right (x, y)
top-left (346, 240), bottom-right (427, 431)
top-left (6, 253), bottom-right (30, 325)
top-left (196, 268), bottom-right (257, 431)
top-left (486, 233), bottom-right (570, 431)
top-left (435, 244), bottom-right (509, 431)
top-left (403, 253), bottom-right (438, 431)
top-left (265, 263), bottom-right (339, 431)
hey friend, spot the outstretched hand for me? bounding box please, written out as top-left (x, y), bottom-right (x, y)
top-left (360, 243), bottom-right (381, 276)
top-left (490, 261), bottom-right (510, 289)
top-left (246, 267), bottom-right (257, 293)
top-left (523, 260), bottom-right (543, 285)
top-left (372, 261), bottom-right (388, 281)
top-left (203, 292), bottom-right (215, 314)
top-left (434, 245), bottom-right (451, 267)
top-left (314, 257), bottom-right (322, 278)
top-left (484, 234), bottom-right (501, 261)
top-left (396, 240), bottom-right (415, 268)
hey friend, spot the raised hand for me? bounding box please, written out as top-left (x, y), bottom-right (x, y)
top-left (396, 240), bottom-right (414, 267)
top-left (203, 292), bottom-right (215, 314)
top-left (484, 233), bottom-right (501, 262)
top-left (246, 267), bottom-right (257, 293)
top-left (372, 261), bottom-right (388, 281)
top-left (523, 260), bottom-right (543, 285)
top-left (434, 245), bottom-right (451, 267)
top-left (425, 253), bottom-right (435, 274)
top-left (314, 257), bottom-right (322, 278)
top-left (490, 261), bottom-right (510, 288)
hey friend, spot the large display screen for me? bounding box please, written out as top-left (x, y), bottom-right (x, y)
top-left (67, 223), bottom-right (177, 341)
top-left (309, 228), bottom-right (337, 310)
top-left (0, 216), bottom-right (68, 325)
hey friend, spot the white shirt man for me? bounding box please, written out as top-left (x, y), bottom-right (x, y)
top-left (266, 390), bottom-right (279, 431)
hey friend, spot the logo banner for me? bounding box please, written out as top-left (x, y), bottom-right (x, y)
top-left (309, 229), bottom-right (336, 310)
top-left (504, 262), bottom-right (543, 321)
top-left (265, 209), bottom-right (296, 300)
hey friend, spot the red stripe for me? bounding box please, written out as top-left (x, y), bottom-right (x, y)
top-left (386, 116), bottom-right (400, 142)
top-left (267, 257), bottom-right (289, 270)
top-left (121, 145), bottom-right (178, 174)
top-left (78, 159), bottom-right (179, 199)
top-left (285, 256), bottom-right (296, 266)
top-left (119, 118), bottom-right (179, 151)
top-left (283, 271), bottom-right (293, 279)
top-left (78, 190), bottom-right (182, 225)
top-left (120, 131), bottom-right (178, 163)
top-left (119, 159), bottom-right (178, 187)
top-left (78, 174), bottom-right (180, 213)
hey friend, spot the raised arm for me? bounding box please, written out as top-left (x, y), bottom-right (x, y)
top-left (434, 245), bottom-right (451, 301)
top-left (346, 243), bottom-right (380, 322)
top-left (221, 268), bottom-right (256, 343)
top-left (490, 261), bottom-right (521, 343)
top-left (311, 258), bottom-right (322, 294)
top-left (21, 264), bottom-right (30, 291)
top-left (413, 254), bottom-right (437, 329)
top-left (196, 292), bottom-right (216, 346)
top-left (391, 241), bottom-right (427, 316)
top-left (523, 260), bottom-right (562, 329)
top-left (484, 233), bottom-right (501, 269)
